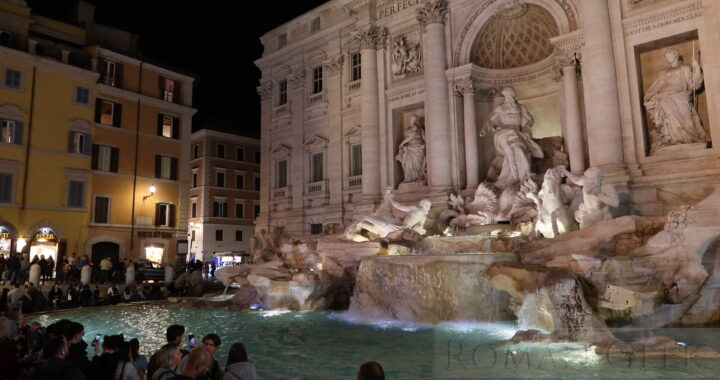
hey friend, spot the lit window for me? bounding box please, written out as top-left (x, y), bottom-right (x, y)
top-left (162, 78), bottom-right (176, 102)
top-left (1, 120), bottom-right (16, 144)
top-left (161, 115), bottom-right (174, 138)
top-left (71, 132), bottom-right (86, 154)
top-left (96, 145), bottom-right (112, 171)
top-left (156, 203), bottom-right (175, 226)
top-left (99, 100), bottom-right (114, 125)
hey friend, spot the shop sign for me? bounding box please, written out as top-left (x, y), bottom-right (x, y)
top-left (33, 228), bottom-right (57, 241)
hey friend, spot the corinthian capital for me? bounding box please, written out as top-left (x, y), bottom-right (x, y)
top-left (324, 55), bottom-right (345, 76)
top-left (256, 82), bottom-right (272, 101)
top-left (416, 0), bottom-right (449, 28)
top-left (350, 26), bottom-right (388, 50)
top-left (452, 77), bottom-right (476, 96)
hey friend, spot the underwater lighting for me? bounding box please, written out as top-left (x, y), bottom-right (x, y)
top-left (676, 342), bottom-right (687, 347)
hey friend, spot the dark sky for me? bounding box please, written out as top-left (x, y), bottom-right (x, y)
top-left (27, 0), bottom-right (327, 138)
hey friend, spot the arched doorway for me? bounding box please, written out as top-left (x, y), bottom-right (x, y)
top-left (91, 242), bottom-right (119, 269)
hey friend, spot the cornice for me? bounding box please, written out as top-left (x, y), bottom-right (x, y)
top-left (0, 45), bottom-right (99, 82)
top-left (622, 0), bottom-right (702, 36)
top-left (97, 84), bottom-right (197, 116)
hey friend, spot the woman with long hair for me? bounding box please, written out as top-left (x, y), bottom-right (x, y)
top-left (114, 341), bottom-right (140, 380)
top-left (223, 342), bottom-right (256, 380)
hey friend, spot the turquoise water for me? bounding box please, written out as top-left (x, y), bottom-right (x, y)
top-left (32, 304), bottom-right (720, 379)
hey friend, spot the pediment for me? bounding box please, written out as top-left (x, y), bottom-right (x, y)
top-left (304, 135), bottom-right (328, 148)
top-left (0, 104), bottom-right (24, 120)
top-left (344, 125), bottom-right (361, 137)
top-left (69, 118), bottom-right (92, 133)
top-left (271, 144), bottom-right (292, 154)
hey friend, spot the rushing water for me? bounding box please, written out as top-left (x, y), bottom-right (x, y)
top-left (32, 304), bottom-right (720, 379)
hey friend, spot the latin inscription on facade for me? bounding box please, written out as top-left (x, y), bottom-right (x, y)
top-left (377, 0), bottom-right (421, 19)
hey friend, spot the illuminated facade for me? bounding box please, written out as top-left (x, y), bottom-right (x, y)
top-left (0, 1), bottom-right (196, 266)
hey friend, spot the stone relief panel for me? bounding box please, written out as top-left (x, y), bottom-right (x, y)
top-left (636, 32), bottom-right (710, 155)
top-left (626, 0), bottom-right (675, 12)
top-left (391, 34), bottom-right (422, 79)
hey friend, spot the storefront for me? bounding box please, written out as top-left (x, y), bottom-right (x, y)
top-left (213, 251), bottom-right (251, 267)
top-left (0, 225), bottom-right (15, 256)
top-left (144, 244), bottom-right (164, 263)
top-left (29, 227), bottom-right (59, 261)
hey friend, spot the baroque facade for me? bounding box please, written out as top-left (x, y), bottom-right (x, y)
top-left (255, 0), bottom-right (720, 236)
top-left (0, 0), bottom-right (196, 266)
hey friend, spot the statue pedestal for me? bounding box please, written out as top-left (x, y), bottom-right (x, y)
top-left (647, 142), bottom-right (708, 159)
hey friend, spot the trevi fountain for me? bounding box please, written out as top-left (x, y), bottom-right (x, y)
top-left (38, 0), bottom-right (720, 378)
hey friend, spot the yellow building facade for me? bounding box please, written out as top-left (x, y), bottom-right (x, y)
top-left (0, 0), bottom-right (195, 269)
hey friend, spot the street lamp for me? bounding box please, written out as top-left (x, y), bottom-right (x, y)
top-left (143, 184), bottom-right (156, 201)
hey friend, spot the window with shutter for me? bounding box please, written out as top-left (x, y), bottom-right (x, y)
top-left (95, 145), bottom-right (112, 171)
top-left (67, 180), bottom-right (85, 208)
top-left (236, 174), bottom-right (244, 189)
top-left (191, 201), bottom-right (197, 218)
top-left (157, 156), bottom-right (172, 179)
top-left (213, 201), bottom-right (227, 217)
top-left (160, 114), bottom-right (174, 138)
top-left (156, 203), bottom-right (170, 226)
top-left (162, 78), bottom-right (176, 102)
top-left (93, 196), bottom-right (110, 223)
top-left (98, 100), bottom-right (114, 125)
top-left (102, 60), bottom-right (117, 86)
top-left (0, 173), bottom-right (12, 203)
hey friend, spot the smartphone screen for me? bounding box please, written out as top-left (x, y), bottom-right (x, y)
top-left (189, 334), bottom-right (195, 348)
top-left (93, 334), bottom-right (101, 343)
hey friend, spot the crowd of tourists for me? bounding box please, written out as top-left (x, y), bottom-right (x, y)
top-left (0, 315), bottom-right (386, 380)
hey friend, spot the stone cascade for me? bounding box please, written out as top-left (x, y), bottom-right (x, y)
top-left (349, 254), bottom-right (515, 323)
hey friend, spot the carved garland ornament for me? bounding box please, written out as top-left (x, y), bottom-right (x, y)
top-left (350, 26), bottom-right (388, 50)
top-left (452, 77), bottom-right (477, 96)
top-left (256, 83), bottom-right (273, 100)
top-left (323, 55), bottom-right (345, 76)
top-left (416, 0), bottom-right (449, 27)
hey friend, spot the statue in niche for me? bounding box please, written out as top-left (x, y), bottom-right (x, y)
top-left (392, 35), bottom-right (422, 78)
top-left (396, 115), bottom-right (426, 184)
top-left (481, 86), bottom-right (544, 220)
top-left (643, 49), bottom-right (706, 152)
top-left (562, 167), bottom-right (619, 229)
top-left (344, 188), bottom-right (431, 242)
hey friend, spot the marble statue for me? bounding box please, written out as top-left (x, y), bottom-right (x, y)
top-left (482, 86), bottom-right (543, 220)
top-left (391, 35), bottom-right (421, 77)
top-left (447, 183), bottom-right (498, 229)
top-left (562, 167), bottom-right (619, 229)
top-left (345, 188), bottom-right (430, 241)
top-left (643, 49), bottom-right (706, 152)
top-left (395, 115), bottom-right (426, 184)
top-left (528, 166), bottom-right (576, 238)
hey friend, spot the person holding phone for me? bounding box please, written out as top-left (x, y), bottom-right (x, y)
top-left (62, 321), bottom-right (99, 379)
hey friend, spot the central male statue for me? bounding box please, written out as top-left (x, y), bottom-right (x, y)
top-left (482, 87), bottom-right (543, 220)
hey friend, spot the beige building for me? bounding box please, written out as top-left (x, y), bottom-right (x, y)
top-left (255, 0), bottom-right (720, 236)
top-left (189, 127), bottom-right (261, 260)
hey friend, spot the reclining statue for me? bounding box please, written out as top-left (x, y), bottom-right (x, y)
top-left (345, 188), bottom-right (431, 242)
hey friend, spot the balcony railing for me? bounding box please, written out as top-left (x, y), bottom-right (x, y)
top-left (347, 175), bottom-right (362, 188)
top-left (348, 81), bottom-right (361, 92)
top-left (305, 179), bottom-right (328, 195)
top-left (272, 185), bottom-right (291, 200)
top-left (308, 92), bottom-right (324, 104)
top-left (274, 104), bottom-right (288, 115)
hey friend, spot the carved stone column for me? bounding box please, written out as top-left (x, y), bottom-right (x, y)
top-left (455, 78), bottom-right (480, 188)
top-left (417, 0), bottom-right (452, 189)
top-left (354, 26), bottom-right (385, 200)
top-left (556, 50), bottom-right (586, 174)
top-left (580, 0), bottom-right (624, 168)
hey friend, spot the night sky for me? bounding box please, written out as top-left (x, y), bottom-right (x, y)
top-left (27, 0), bottom-right (327, 138)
